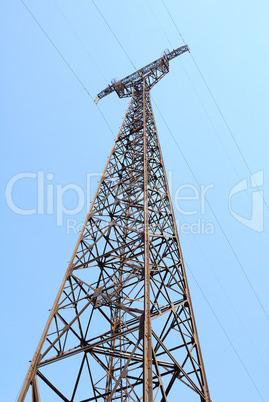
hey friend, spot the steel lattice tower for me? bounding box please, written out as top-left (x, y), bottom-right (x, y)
top-left (18, 45), bottom-right (211, 402)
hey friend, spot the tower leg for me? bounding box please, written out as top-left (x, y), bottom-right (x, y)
top-left (142, 79), bottom-right (153, 402)
top-left (31, 375), bottom-right (40, 402)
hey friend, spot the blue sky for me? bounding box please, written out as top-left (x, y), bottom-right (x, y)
top-left (1, 1), bottom-right (269, 401)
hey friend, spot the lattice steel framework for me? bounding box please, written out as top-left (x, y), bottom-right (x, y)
top-left (18, 45), bottom-right (211, 402)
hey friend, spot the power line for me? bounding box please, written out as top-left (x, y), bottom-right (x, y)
top-left (153, 98), bottom-right (269, 321)
top-left (190, 52), bottom-right (268, 210)
top-left (96, 104), bottom-right (115, 138)
top-left (185, 262), bottom-right (265, 402)
top-left (52, 0), bottom-right (126, 116)
top-left (161, 0), bottom-right (268, 212)
top-left (145, 0), bottom-right (173, 49)
top-left (144, 3), bottom-right (267, 236)
top-left (160, 0), bottom-right (186, 45)
top-left (21, 0), bottom-right (92, 98)
top-left (20, 0), bottom-right (115, 139)
top-left (156, 0), bottom-right (268, 320)
top-left (190, 231), bottom-right (269, 370)
top-left (91, 0), bottom-right (137, 71)
top-left (52, 0), bottom-right (109, 85)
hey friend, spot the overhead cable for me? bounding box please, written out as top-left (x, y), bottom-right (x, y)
top-left (153, 98), bottom-right (269, 321)
top-left (20, 0), bottom-right (115, 139)
top-left (161, 0), bottom-right (268, 211)
top-left (186, 262), bottom-right (265, 402)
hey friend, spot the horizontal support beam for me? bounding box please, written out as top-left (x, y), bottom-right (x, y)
top-left (95, 45), bottom-right (189, 102)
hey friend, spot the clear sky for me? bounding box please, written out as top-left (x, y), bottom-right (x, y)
top-left (1, 1), bottom-right (269, 401)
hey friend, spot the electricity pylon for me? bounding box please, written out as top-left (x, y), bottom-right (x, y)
top-left (18, 45), bottom-right (211, 402)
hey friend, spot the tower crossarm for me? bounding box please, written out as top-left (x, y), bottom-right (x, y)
top-left (95, 44), bottom-right (190, 103)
